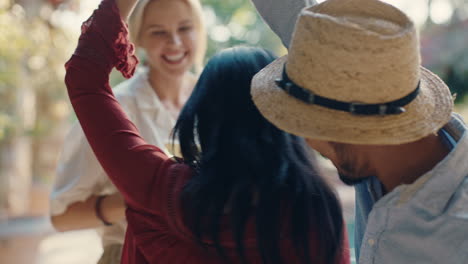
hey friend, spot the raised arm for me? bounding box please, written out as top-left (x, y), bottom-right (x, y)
top-left (64, 0), bottom-right (173, 212)
top-left (250, 0), bottom-right (316, 47)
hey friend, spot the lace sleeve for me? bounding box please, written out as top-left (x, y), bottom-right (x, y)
top-left (71, 0), bottom-right (138, 78)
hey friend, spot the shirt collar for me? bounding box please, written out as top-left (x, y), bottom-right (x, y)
top-left (393, 113), bottom-right (468, 213)
top-left (132, 67), bottom-right (165, 111)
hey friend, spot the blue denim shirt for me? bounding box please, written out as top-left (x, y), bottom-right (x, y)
top-left (354, 178), bottom-right (382, 261)
top-left (354, 114), bottom-right (468, 263)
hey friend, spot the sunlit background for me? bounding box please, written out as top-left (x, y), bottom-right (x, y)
top-left (1, 0), bottom-right (467, 263)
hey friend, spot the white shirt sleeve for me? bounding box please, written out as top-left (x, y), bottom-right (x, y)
top-left (49, 121), bottom-right (110, 216)
top-left (250, 0), bottom-right (317, 48)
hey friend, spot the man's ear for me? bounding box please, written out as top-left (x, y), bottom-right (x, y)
top-left (250, 0), bottom-right (317, 48)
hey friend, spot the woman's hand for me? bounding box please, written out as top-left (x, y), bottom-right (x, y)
top-left (51, 192), bottom-right (127, 232)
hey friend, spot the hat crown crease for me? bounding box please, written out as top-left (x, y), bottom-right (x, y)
top-left (287, 0), bottom-right (421, 104)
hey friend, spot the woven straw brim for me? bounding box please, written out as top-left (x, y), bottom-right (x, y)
top-left (251, 56), bottom-right (454, 145)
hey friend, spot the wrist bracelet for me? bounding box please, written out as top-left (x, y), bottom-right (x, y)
top-left (95, 195), bottom-right (113, 226)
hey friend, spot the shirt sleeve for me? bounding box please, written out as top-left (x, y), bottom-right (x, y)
top-left (250, 0), bottom-right (317, 48)
top-left (50, 122), bottom-right (108, 216)
top-left (64, 0), bottom-right (174, 213)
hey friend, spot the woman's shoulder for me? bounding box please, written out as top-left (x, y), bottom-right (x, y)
top-left (113, 68), bottom-right (149, 99)
top-left (110, 68), bottom-right (151, 116)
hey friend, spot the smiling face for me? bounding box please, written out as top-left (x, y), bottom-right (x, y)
top-left (138, 0), bottom-right (197, 77)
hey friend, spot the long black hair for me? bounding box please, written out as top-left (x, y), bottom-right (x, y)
top-left (173, 47), bottom-right (344, 264)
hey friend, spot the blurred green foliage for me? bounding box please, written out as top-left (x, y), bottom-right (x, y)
top-left (201, 0), bottom-right (284, 58)
top-left (0, 3), bottom-right (28, 141)
top-left (0, 0), bottom-right (79, 184)
top-left (444, 67), bottom-right (468, 103)
top-left (0, 0), bottom-right (76, 142)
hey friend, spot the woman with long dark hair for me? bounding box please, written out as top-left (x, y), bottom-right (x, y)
top-left (64, 0), bottom-right (350, 263)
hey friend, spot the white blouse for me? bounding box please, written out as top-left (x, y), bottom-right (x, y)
top-left (50, 68), bottom-right (177, 246)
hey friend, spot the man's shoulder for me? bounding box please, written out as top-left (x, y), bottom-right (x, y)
top-left (365, 177), bottom-right (468, 264)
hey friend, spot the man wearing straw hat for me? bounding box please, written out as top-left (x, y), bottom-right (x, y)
top-left (251, 0), bottom-right (468, 263)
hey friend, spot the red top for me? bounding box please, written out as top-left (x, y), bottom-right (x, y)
top-left (64, 0), bottom-right (350, 263)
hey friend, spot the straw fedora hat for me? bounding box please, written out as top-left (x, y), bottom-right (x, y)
top-left (251, 0), bottom-right (453, 145)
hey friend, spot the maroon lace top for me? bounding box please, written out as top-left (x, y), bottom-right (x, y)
top-left (64, 0), bottom-right (350, 263)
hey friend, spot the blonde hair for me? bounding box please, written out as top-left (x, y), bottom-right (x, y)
top-left (128, 0), bottom-right (207, 74)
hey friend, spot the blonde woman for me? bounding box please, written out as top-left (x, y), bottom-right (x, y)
top-left (50, 0), bottom-right (206, 263)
